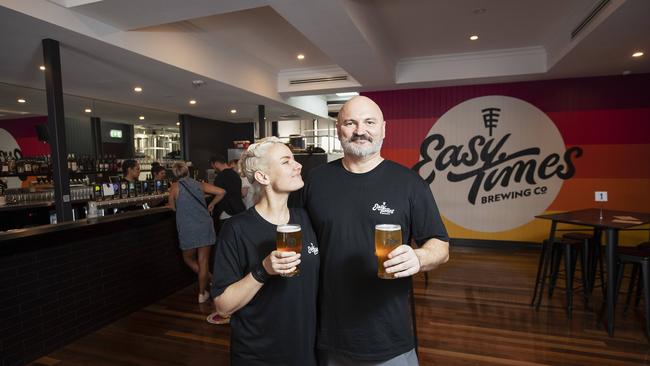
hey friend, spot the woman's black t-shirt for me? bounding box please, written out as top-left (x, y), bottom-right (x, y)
top-left (211, 207), bottom-right (320, 366)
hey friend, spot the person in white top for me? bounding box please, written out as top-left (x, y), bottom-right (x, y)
top-left (230, 159), bottom-right (255, 209)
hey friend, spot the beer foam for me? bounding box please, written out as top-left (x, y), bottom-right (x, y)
top-left (375, 224), bottom-right (401, 231)
top-left (277, 224), bottom-right (301, 233)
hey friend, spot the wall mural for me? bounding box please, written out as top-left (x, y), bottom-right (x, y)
top-left (365, 74), bottom-right (650, 244)
top-left (413, 96), bottom-right (582, 232)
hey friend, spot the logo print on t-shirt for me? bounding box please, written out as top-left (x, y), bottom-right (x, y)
top-left (372, 202), bottom-right (395, 215)
top-left (307, 243), bottom-right (319, 255)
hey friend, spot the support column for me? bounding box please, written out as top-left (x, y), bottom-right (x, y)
top-left (42, 38), bottom-right (72, 222)
top-left (179, 114), bottom-right (190, 161)
top-left (257, 105), bottom-right (266, 139)
top-left (90, 116), bottom-right (102, 158)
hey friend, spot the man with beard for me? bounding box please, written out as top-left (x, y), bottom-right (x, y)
top-left (292, 96), bottom-right (449, 365)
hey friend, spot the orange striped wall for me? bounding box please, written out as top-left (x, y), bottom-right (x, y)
top-left (365, 74), bottom-right (650, 245)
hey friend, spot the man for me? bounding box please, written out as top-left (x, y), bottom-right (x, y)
top-left (210, 155), bottom-right (245, 224)
top-left (295, 96), bottom-right (449, 365)
top-left (151, 164), bottom-right (166, 181)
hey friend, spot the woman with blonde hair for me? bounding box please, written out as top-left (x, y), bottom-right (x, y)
top-left (168, 161), bottom-right (225, 304)
top-left (210, 137), bottom-right (319, 365)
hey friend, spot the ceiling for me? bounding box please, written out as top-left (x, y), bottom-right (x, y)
top-left (0, 0), bottom-right (648, 125)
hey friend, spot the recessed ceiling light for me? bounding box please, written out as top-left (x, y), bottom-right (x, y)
top-left (335, 92), bottom-right (359, 97)
top-left (134, 86), bottom-right (143, 92)
top-left (139, 115), bottom-right (145, 120)
top-left (230, 109), bottom-right (237, 114)
top-left (189, 99), bottom-right (197, 105)
top-left (632, 51), bottom-right (644, 58)
top-left (622, 70), bottom-right (631, 75)
top-left (470, 35), bottom-right (479, 41)
top-left (84, 108), bottom-right (92, 113)
top-left (176, 122), bottom-right (180, 126)
top-left (39, 65), bottom-right (46, 71)
top-left (17, 98), bottom-right (26, 103)
top-left (297, 54), bottom-right (305, 60)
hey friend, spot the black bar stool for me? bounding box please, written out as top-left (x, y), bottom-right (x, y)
top-left (534, 237), bottom-right (591, 318)
top-left (561, 232), bottom-right (605, 301)
top-left (616, 242), bottom-right (650, 340)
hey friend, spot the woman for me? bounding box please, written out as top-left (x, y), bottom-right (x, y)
top-left (230, 159), bottom-right (255, 209)
top-left (122, 159), bottom-right (140, 182)
top-left (211, 137), bottom-right (319, 365)
top-left (168, 161), bottom-right (225, 303)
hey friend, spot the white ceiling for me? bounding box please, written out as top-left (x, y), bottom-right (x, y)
top-left (0, 0), bottom-right (648, 125)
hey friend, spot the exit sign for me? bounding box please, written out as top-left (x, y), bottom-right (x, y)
top-left (109, 129), bottom-right (123, 139)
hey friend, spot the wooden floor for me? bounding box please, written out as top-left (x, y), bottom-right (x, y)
top-left (30, 245), bottom-right (650, 365)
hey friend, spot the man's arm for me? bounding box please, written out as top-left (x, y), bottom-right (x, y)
top-left (384, 238), bottom-right (449, 278)
top-left (414, 238), bottom-right (449, 272)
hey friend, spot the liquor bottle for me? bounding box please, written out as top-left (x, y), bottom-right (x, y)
top-left (8, 152), bottom-right (16, 174)
top-left (24, 158), bottom-right (33, 174)
top-left (0, 154), bottom-right (8, 175)
top-left (71, 154), bottom-right (78, 173)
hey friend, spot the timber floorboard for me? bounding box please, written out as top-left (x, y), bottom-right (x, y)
top-left (30, 246), bottom-right (650, 365)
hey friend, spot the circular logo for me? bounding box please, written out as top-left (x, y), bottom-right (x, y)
top-left (0, 128), bottom-right (21, 189)
top-left (415, 96), bottom-right (576, 232)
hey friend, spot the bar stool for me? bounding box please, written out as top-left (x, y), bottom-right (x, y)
top-left (623, 242), bottom-right (650, 312)
top-left (561, 232), bottom-right (605, 300)
top-left (547, 238), bottom-right (590, 318)
top-left (533, 238), bottom-right (590, 318)
top-left (615, 243), bottom-right (650, 340)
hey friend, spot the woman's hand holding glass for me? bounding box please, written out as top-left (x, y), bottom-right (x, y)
top-left (263, 251), bottom-right (301, 276)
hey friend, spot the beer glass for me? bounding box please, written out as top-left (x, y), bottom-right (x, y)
top-left (375, 224), bottom-right (402, 279)
top-left (276, 224), bottom-right (302, 277)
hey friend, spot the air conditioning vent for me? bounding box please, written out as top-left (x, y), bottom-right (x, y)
top-left (279, 114), bottom-right (300, 119)
top-left (571, 0), bottom-right (610, 39)
top-left (289, 75), bottom-right (348, 85)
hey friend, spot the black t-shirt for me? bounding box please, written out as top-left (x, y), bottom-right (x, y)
top-left (294, 159), bottom-right (448, 361)
top-left (211, 207), bottom-right (320, 366)
top-left (213, 168), bottom-right (246, 216)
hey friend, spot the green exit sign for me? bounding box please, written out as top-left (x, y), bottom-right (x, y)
top-left (109, 129), bottom-right (123, 139)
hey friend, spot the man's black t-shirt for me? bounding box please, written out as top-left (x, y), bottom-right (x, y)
top-left (213, 168), bottom-right (245, 216)
top-left (211, 207), bottom-right (319, 366)
top-left (295, 159), bottom-right (448, 361)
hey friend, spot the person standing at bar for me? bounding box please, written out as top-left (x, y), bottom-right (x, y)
top-left (210, 155), bottom-right (246, 228)
top-left (151, 164), bottom-right (166, 181)
top-left (122, 159), bottom-right (140, 182)
top-left (168, 161), bottom-right (225, 303)
top-left (210, 137), bottom-right (319, 365)
top-left (292, 96), bottom-right (449, 365)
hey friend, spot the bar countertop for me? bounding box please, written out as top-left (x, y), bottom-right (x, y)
top-left (0, 206), bottom-right (173, 243)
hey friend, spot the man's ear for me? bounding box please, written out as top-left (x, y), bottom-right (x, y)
top-left (254, 170), bottom-right (269, 185)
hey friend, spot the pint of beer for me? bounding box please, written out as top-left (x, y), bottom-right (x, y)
top-left (276, 224), bottom-right (302, 277)
top-left (375, 224), bottom-right (402, 279)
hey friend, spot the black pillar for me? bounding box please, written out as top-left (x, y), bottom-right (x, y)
top-left (257, 105), bottom-right (266, 138)
top-left (271, 121), bottom-right (278, 137)
top-left (90, 116), bottom-right (102, 158)
top-left (179, 114), bottom-right (191, 161)
top-left (42, 38), bottom-right (72, 222)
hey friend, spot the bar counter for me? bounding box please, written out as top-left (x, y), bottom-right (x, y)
top-left (0, 206), bottom-right (195, 366)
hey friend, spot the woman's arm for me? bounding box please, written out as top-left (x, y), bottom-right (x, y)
top-left (201, 182), bottom-right (226, 215)
top-left (167, 182), bottom-right (178, 211)
top-left (213, 251), bottom-right (301, 317)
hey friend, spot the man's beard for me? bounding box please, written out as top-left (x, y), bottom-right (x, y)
top-left (340, 133), bottom-right (383, 158)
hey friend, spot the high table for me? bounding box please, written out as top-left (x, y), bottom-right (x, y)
top-left (535, 208), bottom-right (650, 336)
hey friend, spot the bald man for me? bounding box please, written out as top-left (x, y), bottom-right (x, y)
top-left (293, 96), bottom-right (449, 365)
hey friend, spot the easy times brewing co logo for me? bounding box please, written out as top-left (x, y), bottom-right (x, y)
top-left (413, 96), bottom-right (582, 232)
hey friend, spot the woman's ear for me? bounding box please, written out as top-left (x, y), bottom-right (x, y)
top-left (254, 170), bottom-right (269, 186)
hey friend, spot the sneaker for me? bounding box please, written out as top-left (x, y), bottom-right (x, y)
top-left (198, 291), bottom-right (210, 304)
top-left (206, 312), bottom-right (230, 325)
